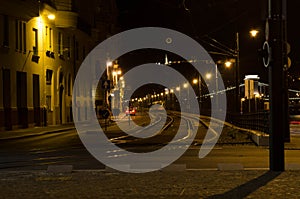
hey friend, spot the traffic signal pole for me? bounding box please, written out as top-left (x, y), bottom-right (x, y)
top-left (268, 0), bottom-right (286, 171)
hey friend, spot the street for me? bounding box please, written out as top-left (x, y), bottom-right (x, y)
top-left (1, 113), bottom-right (300, 171)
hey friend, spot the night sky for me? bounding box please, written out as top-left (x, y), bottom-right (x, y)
top-left (115, 0), bottom-right (300, 88)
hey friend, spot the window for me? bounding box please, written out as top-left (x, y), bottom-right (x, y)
top-left (16, 71), bottom-right (27, 108)
top-left (15, 20), bottom-right (26, 52)
top-left (15, 20), bottom-right (18, 50)
top-left (23, 23), bottom-right (26, 53)
top-left (46, 95), bottom-right (52, 110)
top-left (58, 32), bottom-right (63, 55)
top-left (46, 69), bottom-right (53, 85)
top-left (3, 69), bottom-right (11, 108)
top-left (3, 15), bottom-right (9, 47)
top-left (19, 21), bottom-right (22, 51)
top-left (32, 28), bottom-right (38, 55)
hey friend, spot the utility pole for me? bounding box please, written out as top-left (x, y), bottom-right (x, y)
top-left (235, 32), bottom-right (240, 113)
top-left (268, 0), bottom-right (286, 171)
top-left (282, 0), bottom-right (290, 143)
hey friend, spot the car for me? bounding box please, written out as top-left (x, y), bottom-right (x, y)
top-left (125, 107), bottom-right (136, 116)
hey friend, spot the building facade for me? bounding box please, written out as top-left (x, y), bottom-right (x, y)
top-left (0, 0), bottom-right (118, 130)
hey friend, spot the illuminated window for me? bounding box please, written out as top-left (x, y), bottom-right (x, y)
top-left (19, 21), bottom-right (22, 51)
top-left (23, 23), bottom-right (26, 53)
top-left (15, 20), bottom-right (26, 52)
top-left (32, 28), bottom-right (38, 55)
top-left (46, 69), bottom-right (53, 85)
top-left (46, 95), bottom-right (52, 110)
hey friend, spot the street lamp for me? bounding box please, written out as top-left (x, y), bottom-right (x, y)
top-left (249, 29), bottom-right (259, 38)
top-left (193, 76), bottom-right (202, 108)
top-left (205, 73), bottom-right (212, 80)
top-left (183, 83), bottom-right (190, 110)
top-left (224, 61), bottom-right (232, 68)
top-left (235, 30), bottom-right (258, 112)
top-left (47, 14), bottom-right (55, 20)
top-left (204, 64), bottom-right (219, 110)
top-left (192, 79), bottom-right (198, 85)
top-left (176, 86), bottom-right (181, 101)
top-left (206, 30), bottom-right (259, 112)
top-left (254, 92), bottom-right (260, 112)
top-left (240, 97), bottom-right (245, 113)
top-left (106, 60), bottom-right (113, 83)
top-left (112, 69), bottom-right (122, 85)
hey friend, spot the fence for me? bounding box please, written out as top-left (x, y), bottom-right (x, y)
top-left (226, 111), bottom-right (270, 134)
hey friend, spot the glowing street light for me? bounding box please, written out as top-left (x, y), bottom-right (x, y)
top-left (47, 14), bottom-right (55, 20)
top-left (240, 97), bottom-right (245, 113)
top-left (249, 29), bottom-right (259, 38)
top-left (192, 79), bottom-right (198, 85)
top-left (205, 73), bottom-right (212, 80)
top-left (224, 61), bottom-right (232, 68)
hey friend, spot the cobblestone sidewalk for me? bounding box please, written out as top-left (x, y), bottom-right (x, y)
top-left (1, 170), bottom-right (300, 199)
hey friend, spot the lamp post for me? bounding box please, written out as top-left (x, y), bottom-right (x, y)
top-left (193, 76), bottom-right (202, 109)
top-left (205, 65), bottom-right (219, 110)
top-left (240, 98), bottom-right (245, 113)
top-left (229, 30), bottom-right (258, 113)
top-left (254, 92), bottom-right (260, 112)
top-left (183, 82), bottom-right (190, 110)
top-left (268, 0), bottom-right (286, 171)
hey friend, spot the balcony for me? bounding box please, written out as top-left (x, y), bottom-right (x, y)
top-left (55, 11), bottom-right (78, 28)
top-left (0, 0), bottom-right (39, 21)
top-left (54, 0), bottom-right (78, 28)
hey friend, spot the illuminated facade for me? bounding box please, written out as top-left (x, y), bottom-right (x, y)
top-left (0, 0), bottom-right (118, 130)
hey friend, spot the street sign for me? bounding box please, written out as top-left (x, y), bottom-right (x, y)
top-left (262, 41), bottom-right (270, 67)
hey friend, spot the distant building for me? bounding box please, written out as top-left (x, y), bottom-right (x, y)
top-left (244, 75), bottom-right (260, 99)
top-left (0, 0), bottom-right (118, 130)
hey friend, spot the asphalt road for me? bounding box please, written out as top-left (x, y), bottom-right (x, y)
top-left (1, 114), bottom-right (300, 171)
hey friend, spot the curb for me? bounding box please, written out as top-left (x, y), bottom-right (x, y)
top-left (0, 127), bottom-right (76, 141)
top-left (200, 115), bottom-right (269, 146)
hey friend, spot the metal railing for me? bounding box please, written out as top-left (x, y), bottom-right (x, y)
top-left (226, 111), bottom-right (270, 134)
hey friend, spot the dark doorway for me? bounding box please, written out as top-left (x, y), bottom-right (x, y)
top-left (16, 71), bottom-right (28, 128)
top-left (33, 74), bottom-right (40, 126)
top-left (59, 72), bottom-right (64, 124)
top-left (3, 69), bottom-right (12, 130)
